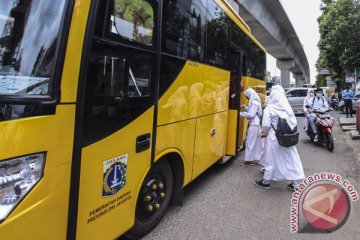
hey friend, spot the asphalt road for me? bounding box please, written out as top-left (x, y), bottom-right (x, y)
top-left (143, 111), bottom-right (360, 240)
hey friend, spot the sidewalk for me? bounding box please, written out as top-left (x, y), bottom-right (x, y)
top-left (338, 116), bottom-right (360, 173)
top-left (339, 116), bottom-right (360, 140)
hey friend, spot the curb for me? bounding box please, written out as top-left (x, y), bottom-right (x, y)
top-left (350, 130), bottom-right (360, 140)
top-left (338, 118), bottom-right (356, 126)
top-left (342, 125), bottom-right (357, 132)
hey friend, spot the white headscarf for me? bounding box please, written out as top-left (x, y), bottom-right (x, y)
top-left (244, 88), bottom-right (262, 115)
top-left (271, 85), bottom-right (285, 94)
top-left (306, 88), bottom-right (314, 101)
top-left (267, 85), bottom-right (297, 129)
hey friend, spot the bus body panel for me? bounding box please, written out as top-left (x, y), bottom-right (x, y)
top-left (61, 0), bottom-right (91, 103)
top-left (192, 111), bottom-right (228, 180)
top-left (225, 109), bottom-right (238, 155)
top-left (0, 105), bottom-right (75, 239)
top-left (76, 108), bottom-right (154, 240)
top-left (157, 61), bottom-right (230, 181)
top-left (158, 61), bottom-right (229, 126)
top-left (156, 119), bottom-right (196, 187)
top-left (199, 64), bottom-right (230, 113)
top-left (157, 61), bottom-right (201, 125)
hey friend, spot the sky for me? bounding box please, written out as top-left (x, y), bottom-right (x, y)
top-left (266, 0), bottom-right (322, 84)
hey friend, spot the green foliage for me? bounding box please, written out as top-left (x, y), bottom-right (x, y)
top-left (317, 0), bottom-right (360, 86)
top-left (315, 75), bottom-right (327, 87)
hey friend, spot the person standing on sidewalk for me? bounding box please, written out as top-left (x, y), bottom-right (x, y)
top-left (342, 85), bottom-right (354, 118)
top-left (254, 85), bottom-right (305, 190)
top-left (239, 88), bottom-right (265, 166)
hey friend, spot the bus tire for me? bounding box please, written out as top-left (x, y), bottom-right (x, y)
top-left (125, 160), bottom-right (173, 239)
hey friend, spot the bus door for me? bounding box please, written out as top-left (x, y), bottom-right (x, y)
top-left (72, 0), bottom-right (159, 239)
top-left (226, 47), bottom-right (243, 155)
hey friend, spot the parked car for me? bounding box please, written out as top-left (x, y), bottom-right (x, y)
top-left (285, 87), bottom-right (311, 114)
top-left (338, 93), bottom-right (360, 113)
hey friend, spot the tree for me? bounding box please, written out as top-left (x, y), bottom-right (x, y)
top-left (316, 0), bottom-right (360, 88)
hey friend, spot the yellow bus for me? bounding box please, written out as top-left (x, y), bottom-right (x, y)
top-left (0, 0), bottom-right (265, 239)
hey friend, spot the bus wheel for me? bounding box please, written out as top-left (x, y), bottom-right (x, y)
top-left (125, 160), bottom-right (173, 239)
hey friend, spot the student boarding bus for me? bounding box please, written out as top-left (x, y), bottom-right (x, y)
top-left (0, 0), bottom-right (265, 239)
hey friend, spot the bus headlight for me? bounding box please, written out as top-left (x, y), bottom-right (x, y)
top-left (0, 153), bottom-right (45, 221)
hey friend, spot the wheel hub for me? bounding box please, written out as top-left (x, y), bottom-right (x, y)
top-left (137, 176), bottom-right (167, 220)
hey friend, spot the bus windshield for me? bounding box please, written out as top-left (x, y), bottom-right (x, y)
top-left (0, 0), bottom-right (66, 98)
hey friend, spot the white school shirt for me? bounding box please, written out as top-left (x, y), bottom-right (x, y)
top-left (240, 104), bottom-right (261, 126)
top-left (303, 97), bottom-right (314, 112)
top-left (312, 96), bottom-right (329, 110)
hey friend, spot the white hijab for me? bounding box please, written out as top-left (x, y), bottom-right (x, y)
top-left (306, 88), bottom-right (314, 101)
top-left (271, 85), bottom-right (285, 94)
top-left (267, 85), bottom-right (297, 129)
top-left (244, 88), bottom-right (262, 115)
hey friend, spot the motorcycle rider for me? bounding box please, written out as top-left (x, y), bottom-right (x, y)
top-left (329, 93), bottom-right (339, 110)
top-left (303, 89), bottom-right (314, 131)
top-left (308, 88), bottom-right (329, 142)
top-left (329, 93), bottom-right (337, 101)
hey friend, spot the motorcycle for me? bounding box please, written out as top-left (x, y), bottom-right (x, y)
top-left (329, 98), bottom-right (339, 110)
top-left (305, 107), bottom-right (334, 152)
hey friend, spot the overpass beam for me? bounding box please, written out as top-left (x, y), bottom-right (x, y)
top-left (293, 73), bottom-right (306, 87)
top-left (276, 60), bottom-right (295, 88)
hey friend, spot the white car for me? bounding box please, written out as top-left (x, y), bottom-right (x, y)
top-left (285, 88), bottom-right (311, 114)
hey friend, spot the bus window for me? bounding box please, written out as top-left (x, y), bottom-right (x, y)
top-left (0, 1), bottom-right (65, 97)
top-left (163, 0), bottom-right (206, 61)
top-left (110, 0), bottom-right (154, 46)
top-left (0, 1), bottom-right (65, 121)
top-left (246, 40), bottom-right (266, 80)
top-left (188, 0), bottom-right (206, 61)
top-left (92, 56), bottom-right (126, 98)
top-left (128, 59), bottom-right (151, 97)
top-left (206, 0), bottom-right (229, 67)
top-left (163, 0), bottom-right (191, 58)
top-left (83, 51), bottom-right (154, 145)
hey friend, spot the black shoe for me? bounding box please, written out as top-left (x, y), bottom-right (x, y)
top-left (287, 184), bottom-right (295, 191)
top-left (254, 180), bottom-right (270, 189)
top-left (240, 161), bottom-right (255, 166)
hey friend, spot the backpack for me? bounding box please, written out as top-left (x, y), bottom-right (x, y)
top-left (256, 112), bottom-right (262, 125)
top-left (256, 104), bottom-right (264, 125)
top-left (271, 118), bottom-right (299, 147)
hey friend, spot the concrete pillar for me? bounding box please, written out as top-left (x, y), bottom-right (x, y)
top-left (276, 60), bottom-right (295, 88)
top-left (293, 73), bottom-right (305, 87)
top-left (226, 0), bottom-right (240, 13)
